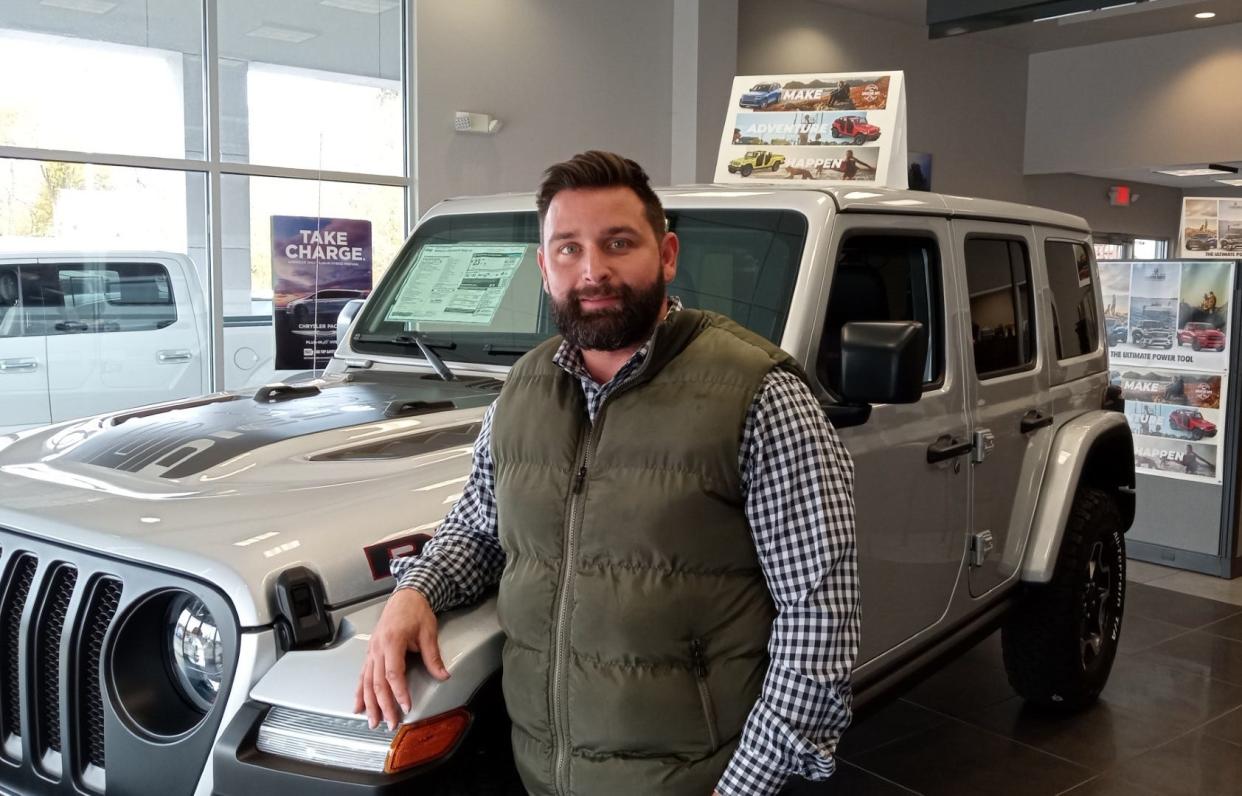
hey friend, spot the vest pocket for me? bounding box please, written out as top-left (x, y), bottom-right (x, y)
top-left (690, 638), bottom-right (720, 751)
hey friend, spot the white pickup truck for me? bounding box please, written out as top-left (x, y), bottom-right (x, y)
top-left (0, 251), bottom-right (294, 434)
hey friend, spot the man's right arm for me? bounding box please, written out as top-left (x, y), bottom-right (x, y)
top-left (389, 401), bottom-right (506, 612)
top-left (356, 401), bottom-right (504, 729)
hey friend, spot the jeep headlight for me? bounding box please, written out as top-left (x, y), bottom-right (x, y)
top-left (168, 594), bottom-right (224, 711)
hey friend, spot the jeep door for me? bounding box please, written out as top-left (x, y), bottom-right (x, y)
top-left (0, 260), bottom-right (52, 433)
top-left (953, 223), bottom-right (1054, 597)
top-left (813, 217), bottom-right (969, 664)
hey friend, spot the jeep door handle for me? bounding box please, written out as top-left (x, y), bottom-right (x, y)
top-left (927, 435), bottom-right (973, 463)
top-left (1020, 410), bottom-right (1053, 434)
top-left (157, 349), bottom-right (193, 364)
top-left (0, 357), bottom-right (38, 373)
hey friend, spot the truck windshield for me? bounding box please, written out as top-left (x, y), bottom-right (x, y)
top-left (352, 209), bottom-right (808, 366)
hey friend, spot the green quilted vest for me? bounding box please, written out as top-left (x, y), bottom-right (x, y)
top-left (491, 308), bottom-right (804, 795)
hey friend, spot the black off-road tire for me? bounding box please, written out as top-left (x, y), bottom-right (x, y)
top-left (741, 164), bottom-right (753, 177)
top-left (1001, 487), bottom-right (1125, 712)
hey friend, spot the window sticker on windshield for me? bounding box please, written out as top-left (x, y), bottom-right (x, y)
top-left (384, 244), bottom-right (529, 325)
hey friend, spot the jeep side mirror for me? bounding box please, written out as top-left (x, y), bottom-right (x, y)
top-left (839, 321), bottom-right (926, 405)
top-left (336, 299), bottom-right (366, 345)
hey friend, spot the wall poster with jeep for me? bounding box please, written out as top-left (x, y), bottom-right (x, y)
top-left (1101, 258), bottom-right (1234, 484)
top-left (715, 71), bottom-right (907, 187)
top-left (1179, 197), bottom-right (1242, 258)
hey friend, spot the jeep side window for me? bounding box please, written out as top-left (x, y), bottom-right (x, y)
top-left (963, 237), bottom-right (1035, 377)
top-left (817, 234), bottom-right (942, 395)
top-left (1045, 240), bottom-right (1100, 359)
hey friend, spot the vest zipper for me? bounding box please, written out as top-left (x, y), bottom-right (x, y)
top-left (553, 426), bottom-right (596, 795)
top-left (551, 344), bottom-right (664, 794)
top-left (690, 638), bottom-right (720, 751)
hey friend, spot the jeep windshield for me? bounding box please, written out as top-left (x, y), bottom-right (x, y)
top-left (352, 209), bottom-right (807, 366)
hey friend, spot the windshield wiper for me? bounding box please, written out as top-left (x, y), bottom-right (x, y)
top-left (354, 333), bottom-right (457, 381)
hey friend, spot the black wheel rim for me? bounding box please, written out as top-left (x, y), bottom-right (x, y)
top-left (1080, 540), bottom-right (1114, 669)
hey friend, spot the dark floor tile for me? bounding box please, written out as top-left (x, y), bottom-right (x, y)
top-left (852, 720), bottom-right (1091, 796)
top-left (782, 761), bottom-right (920, 795)
top-left (1203, 705), bottom-right (1242, 746)
top-left (1113, 730), bottom-right (1242, 796)
top-left (836, 699), bottom-right (948, 759)
top-left (1125, 582), bottom-right (1241, 629)
top-left (1116, 614), bottom-right (1188, 656)
top-left (964, 696), bottom-right (1169, 770)
top-left (1201, 612), bottom-right (1242, 642)
top-left (1059, 773), bottom-right (1165, 795)
top-left (1100, 656), bottom-right (1242, 733)
top-left (1139, 631), bottom-right (1242, 686)
top-left (902, 632), bottom-right (1017, 720)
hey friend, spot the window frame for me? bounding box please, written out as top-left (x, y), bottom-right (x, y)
top-left (962, 233), bottom-right (1038, 381)
top-left (814, 229), bottom-right (947, 400)
top-left (1043, 237), bottom-right (1102, 363)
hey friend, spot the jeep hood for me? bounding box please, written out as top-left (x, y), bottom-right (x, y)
top-left (0, 372), bottom-right (503, 626)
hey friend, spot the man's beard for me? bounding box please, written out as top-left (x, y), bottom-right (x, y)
top-left (550, 273), bottom-right (666, 352)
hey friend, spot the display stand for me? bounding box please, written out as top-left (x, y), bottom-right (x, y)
top-left (1101, 259), bottom-right (1240, 577)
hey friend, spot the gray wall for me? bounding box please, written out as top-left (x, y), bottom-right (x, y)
top-left (736, 0), bottom-right (1030, 202)
top-left (1025, 174), bottom-right (1184, 241)
top-left (415, 0), bottom-right (675, 214)
top-left (696, 0), bottom-right (740, 183)
top-left (1026, 22), bottom-right (1242, 176)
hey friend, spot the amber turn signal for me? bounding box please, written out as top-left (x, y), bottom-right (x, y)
top-left (384, 708), bottom-right (472, 773)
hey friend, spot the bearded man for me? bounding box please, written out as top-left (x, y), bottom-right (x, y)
top-left (356, 150), bottom-right (859, 796)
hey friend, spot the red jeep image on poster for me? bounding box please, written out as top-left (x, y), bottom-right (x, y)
top-left (1168, 408), bottom-right (1218, 440)
top-left (831, 115), bottom-right (881, 144)
top-left (1177, 322), bottom-right (1226, 352)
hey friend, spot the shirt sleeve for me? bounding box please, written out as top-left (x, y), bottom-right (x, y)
top-left (716, 369), bottom-right (861, 796)
top-left (390, 401), bottom-right (506, 613)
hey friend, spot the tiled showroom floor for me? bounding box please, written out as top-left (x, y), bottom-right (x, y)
top-left (790, 560), bottom-right (1242, 796)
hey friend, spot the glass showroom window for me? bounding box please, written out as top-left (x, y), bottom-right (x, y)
top-left (0, 159), bottom-right (208, 430)
top-left (0, 11), bottom-right (204, 159)
top-left (220, 174), bottom-right (404, 390)
top-left (218, 0), bottom-right (403, 175)
top-left (0, 2), bottom-right (409, 431)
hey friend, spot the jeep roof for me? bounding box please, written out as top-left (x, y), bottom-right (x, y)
top-left (437, 184), bottom-right (1089, 232)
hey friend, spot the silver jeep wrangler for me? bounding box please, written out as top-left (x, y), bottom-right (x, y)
top-left (0, 185), bottom-right (1134, 795)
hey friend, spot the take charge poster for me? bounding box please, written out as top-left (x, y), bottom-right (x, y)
top-left (1100, 259), bottom-right (1234, 484)
top-left (272, 215), bottom-right (372, 370)
top-left (714, 71), bottom-right (908, 188)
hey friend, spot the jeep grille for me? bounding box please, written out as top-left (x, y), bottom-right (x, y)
top-left (0, 550), bottom-right (122, 786)
top-left (0, 528), bottom-right (237, 795)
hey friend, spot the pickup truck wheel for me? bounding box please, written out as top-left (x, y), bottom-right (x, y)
top-left (740, 164), bottom-right (753, 177)
top-left (853, 134), bottom-right (865, 145)
top-left (1001, 487), bottom-right (1125, 712)
top-left (1192, 339), bottom-right (1202, 351)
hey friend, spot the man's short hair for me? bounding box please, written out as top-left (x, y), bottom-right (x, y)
top-left (536, 150), bottom-right (667, 243)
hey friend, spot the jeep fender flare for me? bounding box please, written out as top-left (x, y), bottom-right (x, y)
top-left (1020, 411), bottom-right (1135, 583)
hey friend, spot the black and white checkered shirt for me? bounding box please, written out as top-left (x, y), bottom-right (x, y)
top-left (393, 299), bottom-right (859, 796)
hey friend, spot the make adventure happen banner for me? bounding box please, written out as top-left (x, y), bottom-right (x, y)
top-left (715, 71), bottom-right (908, 188)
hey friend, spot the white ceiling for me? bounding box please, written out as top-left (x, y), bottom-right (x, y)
top-left (810, 0), bottom-right (1242, 53)
top-left (1078, 162), bottom-right (1242, 189)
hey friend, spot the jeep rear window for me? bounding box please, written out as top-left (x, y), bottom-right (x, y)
top-left (353, 209), bottom-right (807, 365)
top-left (1044, 240), bottom-right (1100, 360)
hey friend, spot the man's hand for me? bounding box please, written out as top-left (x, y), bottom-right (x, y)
top-left (353, 588), bottom-right (450, 730)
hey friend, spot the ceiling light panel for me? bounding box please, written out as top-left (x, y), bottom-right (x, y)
top-left (39, 0), bottom-right (117, 12)
top-left (320, 0), bottom-right (399, 13)
top-left (246, 24), bottom-right (319, 43)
